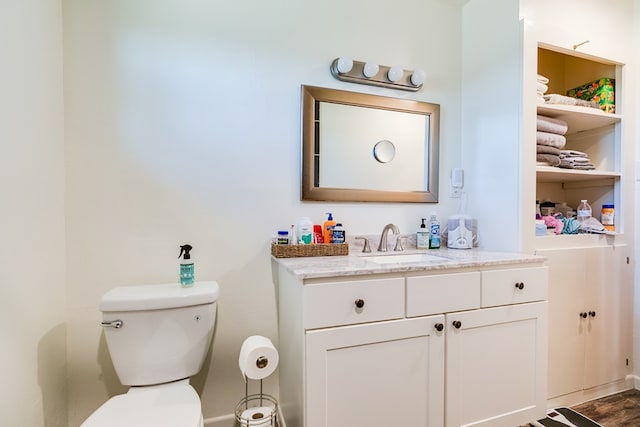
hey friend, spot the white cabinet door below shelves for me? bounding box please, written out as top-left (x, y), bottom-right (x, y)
top-left (446, 302), bottom-right (548, 427)
top-left (305, 316), bottom-right (445, 427)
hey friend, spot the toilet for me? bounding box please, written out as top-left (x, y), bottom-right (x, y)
top-left (82, 281), bottom-right (220, 427)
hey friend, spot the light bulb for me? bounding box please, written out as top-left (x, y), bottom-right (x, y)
top-left (411, 70), bottom-right (426, 86)
top-left (363, 62), bottom-right (379, 78)
top-left (336, 57), bottom-right (353, 74)
top-left (387, 66), bottom-right (404, 82)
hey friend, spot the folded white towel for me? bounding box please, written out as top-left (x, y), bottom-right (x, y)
top-left (536, 131), bottom-right (566, 149)
top-left (536, 82), bottom-right (548, 95)
top-left (543, 94), bottom-right (600, 109)
top-left (537, 115), bottom-right (569, 135)
top-left (537, 74), bottom-right (549, 84)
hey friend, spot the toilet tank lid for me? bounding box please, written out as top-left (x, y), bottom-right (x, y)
top-left (100, 281), bottom-right (219, 312)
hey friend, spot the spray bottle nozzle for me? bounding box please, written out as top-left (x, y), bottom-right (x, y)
top-left (179, 244), bottom-right (193, 260)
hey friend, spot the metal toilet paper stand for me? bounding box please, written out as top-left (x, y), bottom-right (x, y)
top-left (234, 355), bottom-right (279, 427)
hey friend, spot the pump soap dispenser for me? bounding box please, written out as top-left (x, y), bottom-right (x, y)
top-left (416, 219), bottom-right (429, 249)
top-left (179, 244), bottom-right (194, 287)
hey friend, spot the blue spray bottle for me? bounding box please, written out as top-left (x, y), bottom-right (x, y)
top-left (179, 244), bottom-right (194, 287)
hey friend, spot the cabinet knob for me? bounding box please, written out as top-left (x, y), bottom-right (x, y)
top-left (589, 311), bottom-right (596, 318)
top-left (434, 323), bottom-right (444, 332)
top-left (354, 298), bottom-right (365, 309)
top-left (515, 282), bottom-right (525, 290)
top-left (580, 312), bottom-right (588, 318)
top-left (452, 320), bottom-right (462, 329)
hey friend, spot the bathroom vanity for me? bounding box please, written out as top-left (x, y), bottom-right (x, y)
top-left (273, 249), bottom-right (548, 427)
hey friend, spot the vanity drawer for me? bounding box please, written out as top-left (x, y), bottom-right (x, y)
top-left (481, 266), bottom-right (548, 307)
top-left (303, 277), bottom-right (405, 330)
top-left (406, 272), bottom-right (481, 317)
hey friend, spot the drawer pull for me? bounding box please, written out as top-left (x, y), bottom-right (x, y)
top-left (354, 298), bottom-right (365, 309)
top-left (515, 282), bottom-right (525, 290)
top-left (580, 312), bottom-right (588, 318)
top-left (434, 323), bottom-right (444, 332)
top-left (589, 311), bottom-right (597, 318)
top-left (452, 320), bottom-right (462, 329)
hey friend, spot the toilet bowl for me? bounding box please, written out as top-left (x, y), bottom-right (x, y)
top-left (81, 380), bottom-right (203, 427)
top-left (81, 281), bottom-right (219, 426)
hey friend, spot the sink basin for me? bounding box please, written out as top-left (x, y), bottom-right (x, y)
top-left (364, 253), bottom-right (448, 264)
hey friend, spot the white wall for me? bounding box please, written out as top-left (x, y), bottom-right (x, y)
top-left (0, 1), bottom-right (67, 426)
top-left (62, 1), bottom-right (464, 425)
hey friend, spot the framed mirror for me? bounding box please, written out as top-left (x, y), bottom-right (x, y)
top-left (301, 85), bottom-right (440, 203)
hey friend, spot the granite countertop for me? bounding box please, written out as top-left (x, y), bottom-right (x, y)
top-left (274, 247), bottom-right (546, 280)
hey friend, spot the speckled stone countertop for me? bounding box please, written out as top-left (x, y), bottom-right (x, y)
top-left (274, 247), bottom-right (546, 280)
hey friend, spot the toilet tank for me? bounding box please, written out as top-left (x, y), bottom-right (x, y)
top-left (100, 281), bottom-right (219, 386)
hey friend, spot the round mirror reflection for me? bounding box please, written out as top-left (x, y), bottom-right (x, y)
top-left (373, 140), bottom-right (396, 163)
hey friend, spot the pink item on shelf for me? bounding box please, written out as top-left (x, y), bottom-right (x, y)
top-left (542, 215), bottom-right (564, 235)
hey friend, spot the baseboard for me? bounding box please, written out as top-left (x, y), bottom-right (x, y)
top-left (546, 378), bottom-right (634, 409)
top-left (204, 413), bottom-right (235, 427)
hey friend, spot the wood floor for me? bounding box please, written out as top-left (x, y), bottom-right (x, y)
top-left (571, 389), bottom-right (640, 426)
top-left (525, 389), bottom-right (640, 426)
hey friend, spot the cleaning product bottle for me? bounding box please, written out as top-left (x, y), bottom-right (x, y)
top-left (416, 218), bottom-right (429, 249)
top-left (323, 213), bottom-right (336, 244)
top-left (179, 244), bottom-right (194, 287)
top-left (332, 223), bottom-right (345, 244)
top-left (428, 212), bottom-right (441, 249)
top-left (297, 217), bottom-right (313, 244)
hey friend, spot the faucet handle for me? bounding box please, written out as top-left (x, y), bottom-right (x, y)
top-left (355, 236), bottom-right (371, 253)
top-left (393, 236), bottom-right (406, 252)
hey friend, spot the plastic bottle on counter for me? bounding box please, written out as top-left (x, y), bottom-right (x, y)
top-left (428, 212), bottom-right (441, 249)
top-left (297, 217), bottom-right (313, 244)
top-left (331, 223), bottom-right (345, 244)
top-left (323, 213), bottom-right (336, 244)
top-left (576, 199), bottom-right (592, 223)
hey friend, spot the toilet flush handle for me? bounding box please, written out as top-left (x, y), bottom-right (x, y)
top-left (101, 320), bottom-right (123, 329)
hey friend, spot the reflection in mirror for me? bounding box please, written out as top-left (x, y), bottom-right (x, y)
top-left (373, 140), bottom-right (396, 164)
top-left (301, 85), bottom-right (440, 203)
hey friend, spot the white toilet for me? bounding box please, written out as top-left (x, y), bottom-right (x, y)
top-left (82, 281), bottom-right (220, 427)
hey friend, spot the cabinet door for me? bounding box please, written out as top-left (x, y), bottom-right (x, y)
top-left (446, 302), bottom-right (547, 427)
top-left (537, 247), bottom-right (589, 399)
top-left (583, 245), bottom-right (633, 389)
top-left (539, 245), bottom-right (633, 397)
top-left (305, 316), bottom-right (445, 427)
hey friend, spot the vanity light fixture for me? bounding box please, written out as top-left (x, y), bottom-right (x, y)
top-left (330, 57), bottom-right (425, 92)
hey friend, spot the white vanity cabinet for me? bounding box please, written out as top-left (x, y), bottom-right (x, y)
top-left (275, 259), bottom-right (548, 427)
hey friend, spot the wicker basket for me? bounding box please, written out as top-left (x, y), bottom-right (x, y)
top-left (271, 243), bottom-right (349, 258)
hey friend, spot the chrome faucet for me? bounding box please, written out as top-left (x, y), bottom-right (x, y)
top-left (377, 223), bottom-right (401, 252)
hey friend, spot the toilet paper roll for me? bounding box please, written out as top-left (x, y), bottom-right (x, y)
top-left (240, 406), bottom-right (275, 427)
top-left (239, 335), bottom-right (279, 380)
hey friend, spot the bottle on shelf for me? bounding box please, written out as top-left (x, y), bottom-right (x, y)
top-left (576, 200), bottom-right (592, 223)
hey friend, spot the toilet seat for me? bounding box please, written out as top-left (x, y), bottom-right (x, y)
top-left (81, 381), bottom-right (203, 427)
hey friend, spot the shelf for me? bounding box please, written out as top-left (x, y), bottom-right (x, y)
top-left (537, 104), bottom-right (621, 134)
top-left (534, 232), bottom-right (621, 251)
top-left (536, 166), bottom-right (620, 183)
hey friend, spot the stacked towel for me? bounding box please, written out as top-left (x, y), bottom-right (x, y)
top-left (559, 150), bottom-right (595, 170)
top-left (543, 93), bottom-right (601, 110)
top-left (536, 115), bottom-right (568, 167)
top-left (537, 74), bottom-right (549, 104)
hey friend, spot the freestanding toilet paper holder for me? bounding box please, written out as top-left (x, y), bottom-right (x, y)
top-left (234, 376), bottom-right (279, 427)
top-left (236, 337), bottom-right (280, 427)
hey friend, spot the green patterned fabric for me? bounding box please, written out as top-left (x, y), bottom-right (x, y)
top-left (567, 78), bottom-right (615, 113)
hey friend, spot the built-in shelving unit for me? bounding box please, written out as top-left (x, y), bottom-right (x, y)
top-left (536, 45), bottom-right (622, 236)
